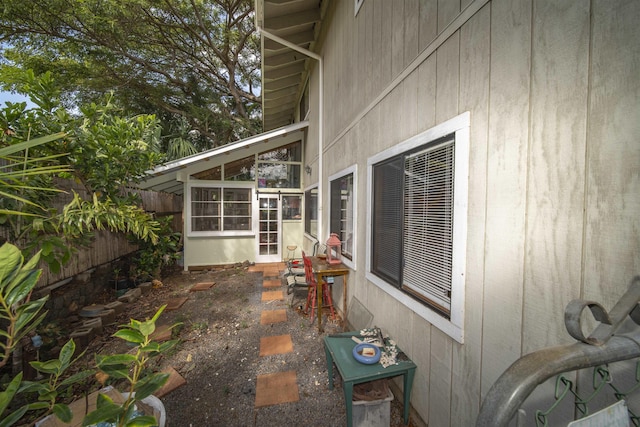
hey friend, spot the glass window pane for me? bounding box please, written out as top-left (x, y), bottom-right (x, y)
top-left (330, 173), bottom-right (354, 259)
top-left (224, 155), bottom-right (255, 181)
top-left (257, 164), bottom-right (301, 188)
top-left (191, 166), bottom-right (221, 180)
top-left (192, 202), bottom-right (219, 216)
top-left (282, 195), bottom-right (302, 220)
top-left (224, 217), bottom-right (251, 230)
top-left (224, 188), bottom-right (251, 201)
top-left (192, 217), bottom-right (220, 231)
top-left (258, 141), bottom-right (302, 162)
top-left (305, 188), bottom-right (318, 237)
top-left (372, 157), bottom-right (403, 286)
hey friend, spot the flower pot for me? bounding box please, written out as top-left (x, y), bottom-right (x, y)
top-left (109, 278), bottom-right (129, 290)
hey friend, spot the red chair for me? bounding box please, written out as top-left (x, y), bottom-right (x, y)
top-left (302, 252), bottom-right (335, 323)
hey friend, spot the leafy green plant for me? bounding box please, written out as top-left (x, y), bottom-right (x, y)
top-left (82, 305), bottom-right (179, 427)
top-left (0, 243), bottom-right (179, 426)
top-left (0, 243), bottom-right (48, 370)
top-left (129, 216), bottom-right (181, 284)
top-left (16, 340), bottom-right (94, 426)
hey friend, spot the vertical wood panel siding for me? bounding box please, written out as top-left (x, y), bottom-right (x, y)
top-left (314, 0), bottom-right (640, 424)
top-left (454, 4), bottom-right (491, 424)
top-left (524, 0), bottom-right (590, 351)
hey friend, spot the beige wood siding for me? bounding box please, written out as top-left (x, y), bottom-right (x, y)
top-left (309, 0), bottom-right (640, 425)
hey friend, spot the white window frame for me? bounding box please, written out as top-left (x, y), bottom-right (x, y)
top-left (365, 112), bottom-right (469, 343)
top-left (304, 184), bottom-right (319, 239)
top-left (186, 181), bottom-right (255, 237)
top-left (328, 165), bottom-right (357, 270)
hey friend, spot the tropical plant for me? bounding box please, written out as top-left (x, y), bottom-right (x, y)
top-left (13, 340), bottom-right (94, 427)
top-left (0, 242), bottom-right (178, 426)
top-left (0, 71), bottom-right (167, 271)
top-left (129, 216), bottom-right (181, 284)
top-left (0, 0), bottom-right (261, 148)
top-left (82, 305), bottom-right (178, 427)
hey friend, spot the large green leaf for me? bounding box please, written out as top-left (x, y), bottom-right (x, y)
top-left (0, 243), bottom-right (22, 290)
top-left (0, 373), bottom-right (22, 416)
top-left (113, 328), bottom-right (144, 344)
top-left (0, 133), bottom-right (66, 157)
top-left (5, 267), bottom-right (42, 306)
top-left (58, 339), bottom-right (76, 371)
top-left (12, 296), bottom-right (48, 341)
top-left (82, 400), bottom-right (123, 426)
top-left (96, 353), bottom-right (138, 367)
top-left (133, 373), bottom-right (169, 401)
top-left (30, 359), bottom-right (61, 375)
top-left (124, 415), bottom-right (159, 427)
top-left (52, 403), bottom-right (73, 423)
top-left (0, 405), bottom-right (28, 427)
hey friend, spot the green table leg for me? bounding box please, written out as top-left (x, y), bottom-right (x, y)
top-left (344, 381), bottom-right (354, 427)
top-left (324, 344), bottom-right (334, 390)
top-left (403, 368), bottom-right (416, 425)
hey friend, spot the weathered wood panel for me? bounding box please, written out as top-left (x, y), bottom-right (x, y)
top-left (524, 0), bottom-right (590, 351)
top-left (429, 328), bottom-right (453, 427)
top-left (405, 0), bottom-right (420, 70)
top-left (481, 0), bottom-right (532, 396)
top-left (315, 0), bottom-right (640, 425)
top-left (419, 0), bottom-right (438, 51)
top-left (583, 0), bottom-right (640, 306)
top-left (454, 4), bottom-right (491, 425)
top-left (435, 33), bottom-right (459, 123)
top-left (438, 0), bottom-right (460, 33)
top-left (392, 0), bottom-right (406, 77)
top-left (417, 55), bottom-right (437, 132)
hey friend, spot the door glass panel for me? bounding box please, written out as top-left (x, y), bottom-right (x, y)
top-left (258, 195), bottom-right (279, 257)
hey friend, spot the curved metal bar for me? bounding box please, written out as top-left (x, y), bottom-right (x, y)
top-left (476, 332), bottom-right (640, 426)
top-left (477, 277), bottom-right (640, 426)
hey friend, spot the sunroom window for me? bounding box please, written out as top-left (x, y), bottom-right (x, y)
top-left (190, 186), bottom-right (252, 234)
top-left (257, 141), bottom-right (302, 188)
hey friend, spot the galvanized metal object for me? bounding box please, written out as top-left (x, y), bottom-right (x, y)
top-left (476, 276), bottom-right (640, 427)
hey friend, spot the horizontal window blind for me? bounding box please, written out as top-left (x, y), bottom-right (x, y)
top-left (402, 138), bottom-right (455, 312)
top-left (371, 157), bottom-right (403, 285)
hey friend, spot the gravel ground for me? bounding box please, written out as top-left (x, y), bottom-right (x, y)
top-left (80, 264), bottom-right (415, 427)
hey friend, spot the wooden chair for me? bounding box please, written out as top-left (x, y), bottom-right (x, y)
top-left (303, 252), bottom-right (335, 323)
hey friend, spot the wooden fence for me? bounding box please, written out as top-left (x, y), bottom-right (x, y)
top-left (0, 179), bottom-right (183, 290)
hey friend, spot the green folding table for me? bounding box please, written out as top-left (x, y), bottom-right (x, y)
top-left (323, 331), bottom-right (417, 426)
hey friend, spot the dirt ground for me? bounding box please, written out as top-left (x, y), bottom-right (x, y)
top-left (55, 264), bottom-right (417, 426)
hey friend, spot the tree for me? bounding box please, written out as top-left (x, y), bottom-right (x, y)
top-left (0, 0), bottom-right (261, 151)
top-left (0, 70), bottom-right (164, 271)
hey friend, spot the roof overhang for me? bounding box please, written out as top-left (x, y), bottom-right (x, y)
top-left (138, 121), bottom-right (309, 195)
top-left (255, 0), bottom-right (327, 131)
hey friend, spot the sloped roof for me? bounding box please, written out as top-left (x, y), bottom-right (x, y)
top-left (255, 0), bottom-right (327, 131)
top-left (138, 121), bottom-right (308, 195)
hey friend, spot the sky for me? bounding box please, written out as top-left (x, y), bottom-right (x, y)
top-left (0, 91), bottom-right (33, 107)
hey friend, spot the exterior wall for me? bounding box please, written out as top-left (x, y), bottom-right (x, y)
top-left (185, 235), bottom-right (255, 266)
top-left (311, 0), bottom-right (640, 425)
top-left (180, 129), bottom-right (308, 268)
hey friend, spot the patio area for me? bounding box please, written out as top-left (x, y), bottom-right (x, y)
top-left (99, 262), bottom-right (417, 426)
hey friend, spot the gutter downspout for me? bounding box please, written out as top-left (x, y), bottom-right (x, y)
top-left (254, 18), bottom-right (324, 240)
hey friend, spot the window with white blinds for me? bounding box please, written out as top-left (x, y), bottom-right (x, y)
top-left (403, 138), bottom-right (454, 314)
top-left (366, 111), bottom-right (469, 341)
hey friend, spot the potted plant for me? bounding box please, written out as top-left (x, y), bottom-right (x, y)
top-left (81, 305), bottom-right (178, 427)
top-left (109, 267), bottom-right (129, 291)
top-left (0, 243), bottom-right (179, 427)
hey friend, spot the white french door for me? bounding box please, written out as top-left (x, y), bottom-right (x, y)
top-left (255, 194), bottom-right (281, 263)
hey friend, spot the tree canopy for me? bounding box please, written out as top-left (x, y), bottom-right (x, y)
top-left (0, 0), bottom-right (261, 152)
top-left (0, 70), bottom-right (165, 272)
